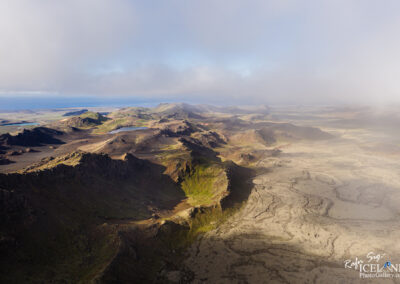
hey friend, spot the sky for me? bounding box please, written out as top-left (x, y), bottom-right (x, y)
top-left (1, 0), bottom-right (400, 105)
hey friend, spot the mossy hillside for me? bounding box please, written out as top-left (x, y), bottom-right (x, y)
top-left (91, 107), bottom-right (155, 134)
top-left (103, 161), bottom-right (254, 282)
top-left (108, 107), bottom-right (152, 119)
top-left (93, 118), bottom-right (130, 133)
top-left (181, 163), bottom-right (228, 207)
top-left (93, 117), bottom-right (149, 134)
top-left (155, 142), bottom-right (192, 181)
top-left (59, 109), bottom-right (150, 133)
top-left (79, 111), bottom-right (107, 122)
top-left (155, 140), bottom-right (230, 208)
top-left (20, 151), bottom-right (83, 172)
top-left (101, 205), bottom-right (244, 283)
top-left (186, 205), bottom-right (242, 242)
top-left (62, 111), bottom-right (109, 129)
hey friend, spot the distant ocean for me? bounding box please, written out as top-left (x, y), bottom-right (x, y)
top-left (0, 96), bottom-right (172, 110)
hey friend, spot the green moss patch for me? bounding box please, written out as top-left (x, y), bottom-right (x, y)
top-left (181, 164), bottom-right (228, 207)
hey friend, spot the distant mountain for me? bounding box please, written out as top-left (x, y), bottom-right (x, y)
top-left (109, 103), bottom-right (270, 122)
top-left (63, 109), bottom-right (88, 116)
top-left (60, 111), bottom-right (108, 128)
top-left (152, 103), bottom-right (205, 119)
top-left (256, 122), bottom-right (334, 142)
top-left (192, 104), bottom-right (270, 114)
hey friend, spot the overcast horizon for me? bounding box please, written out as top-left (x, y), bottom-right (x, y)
top-left (2, 1), bottom-right (400, 105)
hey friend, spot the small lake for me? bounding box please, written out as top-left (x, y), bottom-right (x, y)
top-left (108, 126), bottom-right (148, 134)
top-left (2, 122), bottom-right (39, 126)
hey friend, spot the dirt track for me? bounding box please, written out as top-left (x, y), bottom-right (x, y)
top-left (185, 132), bottom-right (400, 283)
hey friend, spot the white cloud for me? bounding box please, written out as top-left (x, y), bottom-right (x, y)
top-left (1, 0), bottom-right (400, 104)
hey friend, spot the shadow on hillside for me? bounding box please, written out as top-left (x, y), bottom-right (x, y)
top-left (221, 163), bottom-right (259, 209)
top-left (0, 152), bottom-right (186, 283)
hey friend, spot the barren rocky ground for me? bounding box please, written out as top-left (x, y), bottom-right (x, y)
top-left (186, 114), bottom-right (400, 283)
